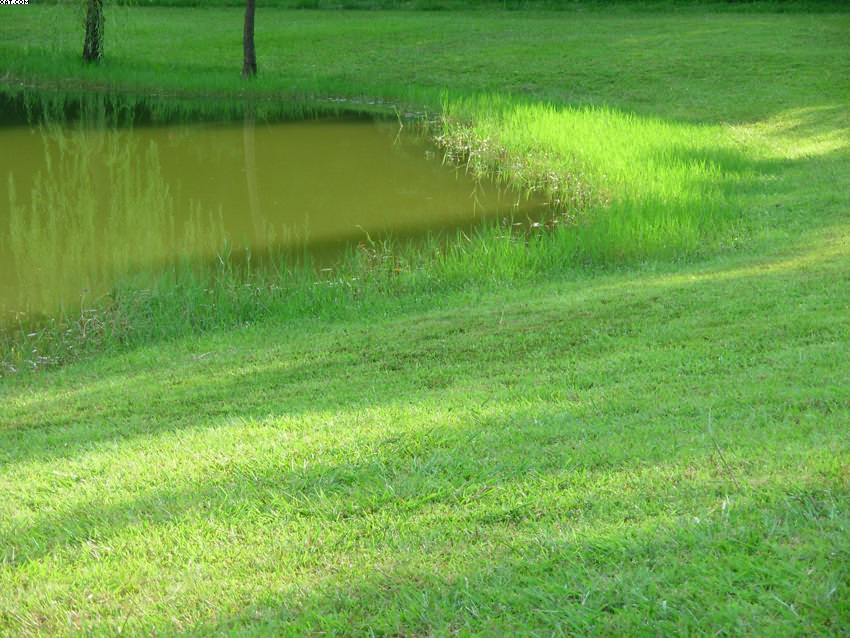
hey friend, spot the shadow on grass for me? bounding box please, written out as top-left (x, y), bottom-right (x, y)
top-left (2, 221), bottom-right (848, 465)
top-left (179, 486), bottom-right (848, 636)
top-left (2, 395), bottom-right (847, 614)
top-left (6, 417), bottom-right (846, 635)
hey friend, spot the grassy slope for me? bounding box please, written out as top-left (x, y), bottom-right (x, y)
top-left (1, 5), bottom-right (850, 636)
top-left (2, 235), bottom-right (848, 636)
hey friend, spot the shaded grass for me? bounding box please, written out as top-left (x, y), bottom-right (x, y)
top-left (44, 0), bottom-right (850, 8)
top-left (3, 6), bottom-right (848, 121)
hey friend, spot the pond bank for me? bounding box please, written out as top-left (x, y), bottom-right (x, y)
top-left (0, 6), bottom-right (847, 375)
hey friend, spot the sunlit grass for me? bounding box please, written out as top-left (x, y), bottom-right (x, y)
top-left (437, 95), bottom-right (753, 261)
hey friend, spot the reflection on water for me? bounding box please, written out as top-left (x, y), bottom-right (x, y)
top-left (1, 93), bottom-right (546, 316)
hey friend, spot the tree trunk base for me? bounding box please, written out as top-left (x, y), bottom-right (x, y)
top-left (242, 0), bottom-right (257, 78)
top-left (83, 0), bottom-right (105, 63)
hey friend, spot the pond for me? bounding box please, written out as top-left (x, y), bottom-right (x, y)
top-left (1, 92), bottom-right (548, 317)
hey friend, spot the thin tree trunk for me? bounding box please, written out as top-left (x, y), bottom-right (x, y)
top-left (242, 0), bottom-right (257, 78)
top-left (82, 0), bottom-right (104, 63)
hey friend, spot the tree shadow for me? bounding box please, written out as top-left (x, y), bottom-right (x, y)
top-left (3, 222), bottom-right (848, 467)
top-left (5, 405), bottom-right (845, 634)
top-left (634, 121), bottom-right (850, 251)
top-left (181, 481), bottom-right (847, 636)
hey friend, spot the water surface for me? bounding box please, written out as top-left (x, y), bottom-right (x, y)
top-left (1, 95), bottom-right (546, 316)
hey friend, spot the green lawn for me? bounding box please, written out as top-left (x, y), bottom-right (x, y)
top-left (1, 4), bottom-right (849, 635)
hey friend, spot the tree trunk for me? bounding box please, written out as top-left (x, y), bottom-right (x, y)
top-left (242, 0), bottom-right (257, 78)
top-left (82, 0), bottom-right (104, 63)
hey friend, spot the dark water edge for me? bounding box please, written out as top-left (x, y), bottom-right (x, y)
top-left (0, 84), bottom-right (415, 128)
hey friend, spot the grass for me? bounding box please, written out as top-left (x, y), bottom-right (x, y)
top-left (4, 6), bottom-right (849, 118)
top-left (32, 0), bottom-right (850, 9)
top-left (1, 2), bottom-right (849, 635)
top-left (2, 236), bottom-right (849, 635)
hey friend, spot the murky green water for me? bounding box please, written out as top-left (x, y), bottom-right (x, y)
top-left (1, 94), bottom-right (546, 316)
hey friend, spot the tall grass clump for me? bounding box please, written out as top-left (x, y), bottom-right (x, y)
top-left (436, 94), bottom-right (755, 262)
